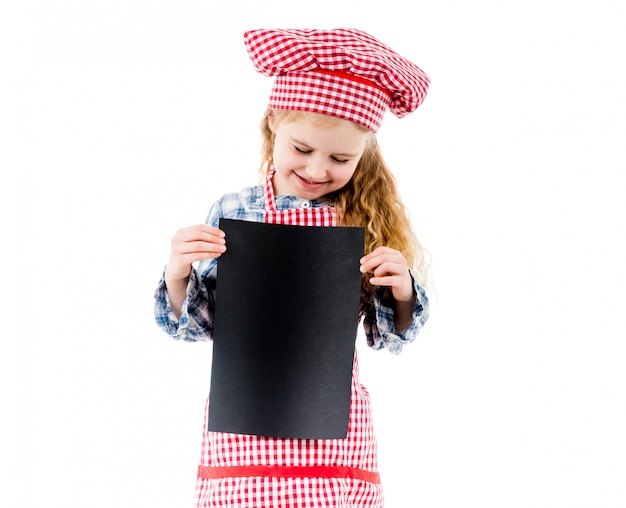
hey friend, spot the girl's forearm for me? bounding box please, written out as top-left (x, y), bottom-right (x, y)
top-left (393, 295), bottom-right (416, 333)
top-left (164, 273), bottom-right (189, 319)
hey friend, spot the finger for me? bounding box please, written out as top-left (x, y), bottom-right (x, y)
top-left (177, 228), bottom-right (226, 244)
top-left (187, 240), bottom-right (227, 253)
top-left (371, 261), bottom-right (406, 278)
top-left (176, 250), bottom-right (226, 265)
top-left (177, 224), bottom-right (226, 236)
top-left (171, 231), bottom-right (226, 255)
top-left (360, 246), bottom-right (397, 264)
top-left (168, 244), bottom-right (226, 271)
top-left (175, 240), bottom-right (227, 256)
top-left (368, 274), bottom-right (407, 288)
top-left (360, 254), bottom-right (406, 274)
top-left (174, 225), bottom-right (226, 245)
top-left (187, 232), bottom-right (226, 247)
top-left (369, 272), bottom-right (415, 302)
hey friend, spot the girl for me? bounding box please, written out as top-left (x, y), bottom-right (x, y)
top-left (155, 28), bottom-right (430, 507)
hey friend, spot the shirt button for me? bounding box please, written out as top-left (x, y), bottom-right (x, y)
top-left (302, 201), bottom-right (311, 208)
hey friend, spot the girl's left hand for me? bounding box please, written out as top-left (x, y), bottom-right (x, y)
top-left (360, 246), bottom-right (415, 303)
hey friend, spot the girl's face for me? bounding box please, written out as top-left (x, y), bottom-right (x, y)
top-left (269, 112), bottom-right (371, 201)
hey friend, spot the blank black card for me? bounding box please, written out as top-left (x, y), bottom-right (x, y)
top-left (207, 218), bottom-right (365, 439)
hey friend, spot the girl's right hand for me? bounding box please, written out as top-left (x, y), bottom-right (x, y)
top-left (164, 224), bottom-right (226, 283)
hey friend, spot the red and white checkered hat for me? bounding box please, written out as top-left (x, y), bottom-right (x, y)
top-left (244, 28), bottom-right (429, 132)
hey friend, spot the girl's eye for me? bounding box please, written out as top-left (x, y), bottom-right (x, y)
top-left (293, 145), bottom-right (348, 163)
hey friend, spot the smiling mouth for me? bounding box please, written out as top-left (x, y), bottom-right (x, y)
top-left (296, 173), bottom-right (328, 187)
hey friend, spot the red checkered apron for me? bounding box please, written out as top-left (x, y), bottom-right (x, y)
top-left (194, 171), bottom-right (383, 507)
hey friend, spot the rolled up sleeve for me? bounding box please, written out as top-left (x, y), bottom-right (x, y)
top-left (153, 266), bottom-right (217, 342)
top-left (362, 271), bottom-right (429, 354)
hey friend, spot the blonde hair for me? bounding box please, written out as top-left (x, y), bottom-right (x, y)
top-left (259, 109), bottom-right (430, 288)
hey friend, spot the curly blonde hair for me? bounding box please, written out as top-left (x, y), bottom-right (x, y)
top-left (259, 109), bottom-right (429, 288)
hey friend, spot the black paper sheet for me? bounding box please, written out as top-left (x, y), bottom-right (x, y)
top-left (206, 218), bottom-right (365, 439)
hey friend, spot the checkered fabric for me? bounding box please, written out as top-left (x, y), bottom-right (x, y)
top-left (244, 28), bottom-right (430, 132)
top-left (194, 354), bottom-right (383, 507)
top-left (193, 171), bottom-right (383, 507)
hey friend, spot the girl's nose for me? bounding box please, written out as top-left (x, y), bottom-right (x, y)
top-left (304, 159), bottom-right (328, 181)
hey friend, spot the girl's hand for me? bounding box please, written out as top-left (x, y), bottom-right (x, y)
top-left (360, 246), bottom-right (415, 303)
top-left (360, 246), bottom-right (416, 332)
top-left (165, 224), bottom-right (226, 283)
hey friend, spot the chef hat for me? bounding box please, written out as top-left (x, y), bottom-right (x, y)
top-left (244, 28), bottom-right (429, 132)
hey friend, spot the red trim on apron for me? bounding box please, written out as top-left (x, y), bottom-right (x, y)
top-left (198, 465), bottom-right (381, 484)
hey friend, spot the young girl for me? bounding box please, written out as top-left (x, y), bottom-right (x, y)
top-left (154, 28), bottom-right (430, 507)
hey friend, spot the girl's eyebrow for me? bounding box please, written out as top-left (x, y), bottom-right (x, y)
top-left (290, 137), bottom-right (359, 158)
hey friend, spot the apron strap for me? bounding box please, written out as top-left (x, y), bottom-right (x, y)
top-left (263, 165), bottom-right (338, 227)
top-left (263, 166), bottom-right (279, 213)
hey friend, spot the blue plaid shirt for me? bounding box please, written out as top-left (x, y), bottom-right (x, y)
top-left (153, 184), bottom-right (429, 354)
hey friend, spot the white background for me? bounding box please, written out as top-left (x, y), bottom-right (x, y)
top-left (2, 1), bottom-right (625, 507)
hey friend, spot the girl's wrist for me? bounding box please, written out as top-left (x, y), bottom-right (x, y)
top-left (164, 266), bottom-right (191, 289)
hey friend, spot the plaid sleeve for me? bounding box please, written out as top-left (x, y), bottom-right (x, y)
top-left (152, 198), bottom-right (225, 342)
top-left (362, 271), bottom-right (429, 354)
top-left (153, 267), bottom-right (216, 342)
